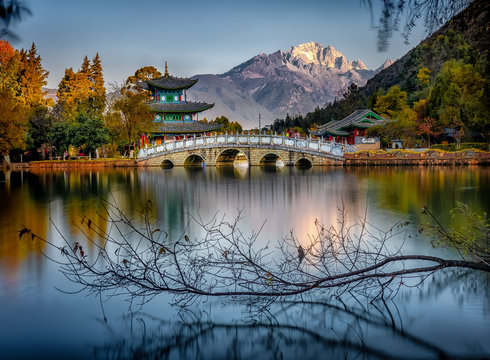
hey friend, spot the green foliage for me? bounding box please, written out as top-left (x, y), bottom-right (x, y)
top-left (417, 67), bottom-right (431, 88)
top-left (422, 203), bottom-right (490, 264)
top-left (26, 106), bottom-right (54, 151)
top-left (374, 85), bottom-right (409, 118)
top-left (213, 116), bottom-right (243, 133)
top-left (425, 59), bottom-right (487, 133)
top-left (49, 121), bottom-right (75, 154)
top-left (71, 113), bottom-right (110, 157)
top-left (430, 142), bottom-right (488, 151)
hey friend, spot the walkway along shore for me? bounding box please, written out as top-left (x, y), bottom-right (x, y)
top-left (3, 150), bottom-right (490, 169)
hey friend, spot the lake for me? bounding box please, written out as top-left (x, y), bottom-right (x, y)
top-left (0, 166), bottom-right (489, 359)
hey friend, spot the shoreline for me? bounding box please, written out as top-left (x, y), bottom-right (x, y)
top-left (2, 150), bottom-right (489, 170)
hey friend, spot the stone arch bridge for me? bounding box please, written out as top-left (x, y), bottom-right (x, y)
top-left (137, 134), bottom-right (352, 167)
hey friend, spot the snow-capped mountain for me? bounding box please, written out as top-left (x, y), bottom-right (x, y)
top-left (375, 58), bottom-right (394, 73)
top-left (189, 42), bottom-right (391, 128)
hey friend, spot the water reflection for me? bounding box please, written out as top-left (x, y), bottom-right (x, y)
top-left (0, 166), bottom-right (489, 358)
top-left (92, 267), bottom-right (489, 359)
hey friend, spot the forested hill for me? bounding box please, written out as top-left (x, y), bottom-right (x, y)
top-left (271, 0), bottom-right (489, 133)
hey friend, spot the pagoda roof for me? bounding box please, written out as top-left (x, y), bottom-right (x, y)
top-left (148, 101), bottom-right (214, 114)
top-left (310, 109), bottom-right (387, 136)
top-left (138, 76), bottom-right (198, 91)
top-left (152, 122), bottom-right (223, 134)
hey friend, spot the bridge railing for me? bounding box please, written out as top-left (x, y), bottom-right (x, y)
top-left (138, 133), bottom-right (355, 159)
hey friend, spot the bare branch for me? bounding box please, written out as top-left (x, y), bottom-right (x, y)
top-left (19, 199), bottom-right (490, 310)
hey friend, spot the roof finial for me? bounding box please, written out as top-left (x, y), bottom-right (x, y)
top-left (164, 61), bottom-right (169, 78)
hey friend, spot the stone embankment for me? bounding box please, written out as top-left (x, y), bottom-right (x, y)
top-left (344, 149), bottom-right (490, 165)
top-left (26, 159), bottom-right (136, 169)
top-left (2, 150), bottom-right (489, 169)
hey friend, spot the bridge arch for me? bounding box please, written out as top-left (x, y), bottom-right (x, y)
top-left (184, 154), bottom-right (205, 167)
top-left (295, 158), bottom-right (312, 168)
top-left (259, 152), bottom-right (283, 167)
top-left (161, 159), bottom-right (174, 169)
top-left (216, 148), bottom-right (249, 167)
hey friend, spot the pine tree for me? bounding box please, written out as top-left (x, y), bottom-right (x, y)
top-left (11, 43), bottom-right (50, 108)
top-left (90, 53), bottom-right (106, 114)
top-left (56, 54), bottom-right (106, 119)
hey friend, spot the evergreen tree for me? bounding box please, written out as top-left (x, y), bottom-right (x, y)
top-left (90, 53), bottom-right (106, 114)
top-left (56, 54), bottom-right (104, 119)
top-left (16, 43), bottom-right (50, 107)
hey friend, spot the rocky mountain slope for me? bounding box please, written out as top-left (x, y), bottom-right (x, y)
top-left (189, 42), bottom-right (389, 128)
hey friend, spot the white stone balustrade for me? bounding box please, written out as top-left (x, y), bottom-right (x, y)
top-left (137, 133), bottom-right (348, 159)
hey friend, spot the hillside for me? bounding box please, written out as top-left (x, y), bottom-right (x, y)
top-left (277, 0), bottom-right (489, 130)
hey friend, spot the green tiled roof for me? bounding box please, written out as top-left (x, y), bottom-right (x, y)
top-left (152, 122), bottom-right (223, 134)
top-left (148, 101), bottom-right (214, 113)
top-left (310, 109), bottom-right (387, 136)
top-left (138, 75), bottom-right (198, 91)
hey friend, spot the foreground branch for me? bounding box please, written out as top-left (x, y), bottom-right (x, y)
top-left (19, 200), bottom-right (490, 308)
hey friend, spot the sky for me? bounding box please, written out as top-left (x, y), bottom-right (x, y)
top-left (12, 0), bottom-right (428, 89)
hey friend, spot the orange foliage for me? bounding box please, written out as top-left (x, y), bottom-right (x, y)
top-left (0, 40), bottom-right (15, 65)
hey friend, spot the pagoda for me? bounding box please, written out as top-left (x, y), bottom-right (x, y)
top-left (138, 62), bottom-right (220, 144)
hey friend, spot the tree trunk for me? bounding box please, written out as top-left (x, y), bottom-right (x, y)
top-left (3, 154), bottom-right (11, 165)
top-left (96, 148), bottom-right (99, 159)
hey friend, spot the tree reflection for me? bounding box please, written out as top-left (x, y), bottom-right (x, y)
top-left (92, 282), bottom-right (487, 360)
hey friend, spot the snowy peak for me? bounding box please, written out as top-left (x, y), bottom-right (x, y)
top-left (288, 42), bottom-right (368, 71)
top-left (376, 58), bottom-right (394, 72)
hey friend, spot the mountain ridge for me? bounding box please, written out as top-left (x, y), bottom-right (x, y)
top-left (199, 42), bottom-right (389, 128)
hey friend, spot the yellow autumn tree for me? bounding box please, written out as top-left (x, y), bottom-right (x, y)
top-left (0, 89), bottom-right (28, 162)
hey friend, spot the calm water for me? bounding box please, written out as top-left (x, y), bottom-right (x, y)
top-left (0, 166), bottom-right (489, 359)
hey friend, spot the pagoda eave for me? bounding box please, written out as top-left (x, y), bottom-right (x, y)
top-left (138, 76), bottom-right (198, 91)
top-left (148, 102), bottom-right (214, 114)
top-left (152, 122), bottom-right (223, 134)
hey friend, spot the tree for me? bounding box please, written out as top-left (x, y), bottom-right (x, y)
top-left (0, 0), bottom-right (31, 41)
top-left (425, 59), bottom-right (487, 136)
top-left (49, 121), bottom-right (75, 155)
top-left (213, 115), bottom-right (243, 133)
top-left (20, 201), bottom-right (490, 310)
top-left (417, 67), bottom-right (431, 88)
top-left (1, 41), bottom-right (50, 108)
top-left (0, 88), bottom-right (27, 163)
top-left (16, 43), bottom-right (51, 108)
top-left (57, 54), bottom-right (106, 119)
top-left (89, 53), bottom-right (106, 114)
top-left (0, 39), bottom-right (19, 96)
top-left (373, 85), bottom-right (409, 118)
top-left (26, 106), bottom-right (54, 155)
top-left (125, 66), bottom-right (161, 92)
top-left (361, 0), bottom-right (472, 51)
top-left (111, 91), bottom-right (153, 150)
top-left (71, 113), bottom-right (110, 159)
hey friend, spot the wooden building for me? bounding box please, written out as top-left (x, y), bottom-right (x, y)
top-left (138, 62), bottom-right (220, 144)
top-left (310, 109), bottom-right (386, 149)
